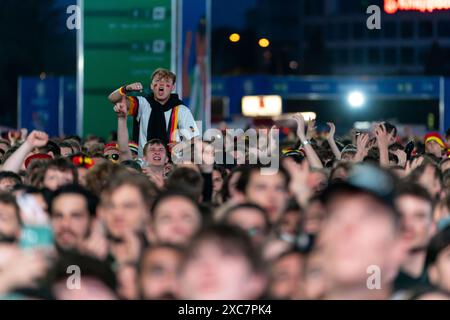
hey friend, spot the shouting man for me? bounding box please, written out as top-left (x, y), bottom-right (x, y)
top-left (108, 68), bottom-right (200, 156)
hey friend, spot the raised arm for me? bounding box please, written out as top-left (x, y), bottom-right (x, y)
top-left (1, 131), bottom-right (48, 173)
top-left (113, 95), bottom-right (133, 161)
top-left (375, 123), bottom-right (391, 168)
top-left (293, 113), bottom-right (323, 169)
top-left (326, 122), bottom-right (341, 161)
top-left (108, 82), bottom-right (143, 104)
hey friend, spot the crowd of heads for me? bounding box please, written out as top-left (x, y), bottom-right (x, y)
top-left (1, 120), bottom-right (450, 300)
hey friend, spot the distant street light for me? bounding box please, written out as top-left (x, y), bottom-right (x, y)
top-left (229, 33), bottom-right (241, 43)
top-left (347, 91), bottom-right (365, 108)
top-left (258, 38), bottom-right (270, 48)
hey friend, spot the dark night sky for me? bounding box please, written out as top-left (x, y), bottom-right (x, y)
top-left (57, 0), bottom-right (256, 29)
top-left (212, 0), bottom-right (256, 28)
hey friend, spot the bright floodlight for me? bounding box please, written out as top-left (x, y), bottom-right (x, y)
top-left (347, 91), bottom-right (365, 108)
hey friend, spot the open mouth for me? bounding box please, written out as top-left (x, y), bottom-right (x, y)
top-left (158, 87), bottom-right (164, 94)
top-left (153, 156), bottom-right (161, 161)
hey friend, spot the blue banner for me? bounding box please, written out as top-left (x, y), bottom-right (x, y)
top-left (18, 77), bottom-right (60, 137)
top-left (62, 77), bottom-right (78, 136)
top-left (212, 76), bottom-right (441, 97)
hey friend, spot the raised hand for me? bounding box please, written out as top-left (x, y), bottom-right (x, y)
top-left (114, 95), bottom-right (128, 118)
top-left (306, 119), bottom-right (317, 140)
top-left (200, 142), bottom-right (215, 173)
top-left (293, 113), bottom-right (307, 140)
top-left (284, 157), bottom-right (312, 207)
top-left (374, 123), bottom-right (392, 166)
top-left (374, 124), bottom-right (393, 147)
top-left (26, 130), bottom-right (49, 148)
top-left (390, 148), bottom-right (407, 167)
top-left (126, 82), bottom-right (143, 92)
top-left (78, 219), bottom-right (109, 260)
top-left (356, 133), bottom-right (369, 152)
top-left (142, 167), bottom-right (165, 189)
top-left (405, 156), bottom-right (424, 176)
top-left (327, 122), bottom-right (336, 141)
top-left (7, 131), bottom-right (22, 145)
top-left (354, 133), bottom-right (369, 162)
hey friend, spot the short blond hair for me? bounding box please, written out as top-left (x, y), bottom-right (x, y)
top-left (151, 68), bottom-right (176, 84)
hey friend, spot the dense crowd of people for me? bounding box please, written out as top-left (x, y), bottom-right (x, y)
top-left (1, 68), bottom-right (450, 300)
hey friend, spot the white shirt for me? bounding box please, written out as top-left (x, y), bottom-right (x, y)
top-left (135, 96), bottom-right (200, 156)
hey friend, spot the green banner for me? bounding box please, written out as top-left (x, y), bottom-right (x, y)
top-left (81, 0), bottom-right (173, 138)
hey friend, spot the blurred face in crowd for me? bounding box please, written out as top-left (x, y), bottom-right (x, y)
top-left (0, 202), bottom-right (21, 242)
top-left (139, 246), bottom-right (181, 300)
top-left (278, 210), bottom-right (301, 238)
top-left (320, 192), bottom-right (406, 294)
top-left (83, 139), bottom-right (100, 152)
top-left (268, 252), bottom-right (303, 300)
top-left (262, 238), bottom-right (292, 262)
top-left (428, 245), bottom-right (450, 292)
top-left (60, 146), bottom-right (72, 157)
top-left (302, 249), bottom-right (326, 300)
top-left (341, 151), bottom-right (356, 162)
top-left (212, 170), bottom-right (224, 193)
top-left (0, 178), bottom-right (19, 192)
top-left (116, 264), bottom-right (139, 300)
top-left (100, 184), bottom-right (148, 239)
top-left (418, 165), bottom-right (442, 200)
top-left (303, 199), bottom-right (326, 235)
top-left (145, 143), bottom-right (168, 167)
top-left (164, 163), bottom-right (173, 178)
top-left (178, 240), bottom-right (265, 300)
top-left (395, 195), bottom-right (434, 251)
top-left (152, 196), bottom-right (201, 246)
top-left (29, 193), bottom-right (49, 215)
top-left (307, 171), bottom-right (328, 194)
top-left (43, 168), bottom-right (74, 191)
top-left (228, 171), bottom-right (242, 201)
top-left (51, 193), bottom-right (91, 250)
top-left (77, 167), bottom-right (89, 186)
top-left (225, 207), bottom-right (268, 247)
top-left (425, 140), bottom-right (443, 158)
top-left (244, 171), bottom-right (288, 224)
top-left (151, 75), bottom-right (175, 103)
top-left (330, 166), bottom-right (349, 183)
top-left (53, 277), bottom-right (117, 300)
